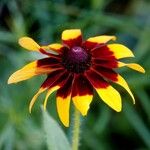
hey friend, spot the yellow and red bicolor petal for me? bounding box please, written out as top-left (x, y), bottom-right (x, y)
top-left (92, 44), bottom-right (134, 60)
top-left (43, 71), bottom-right (71, 110)
top-left (43, 86), bottom-right (60, 110)
top-left (85, 70), bottom-right (122, 112)
top-left (29, 69), bottom-right (65, 113)
top-left (83, 35), bottom-right (116, 50)
top-left (92, 66), bottom-right (118, 81)
top-left (92, 59), bottom-right (118, 69)
top-left (29, 87), bottom-right (46, 113)
top-left (118, 61), bottom-right (145, 73)
top-left (41, 43), bottom-right (64, 54)
top-left (72, 74), bottom-right (93, 116)
top-left (107, 44), bottom-right (134, 59)
top-left (56, 74), bottom-right (73, 127)
top-left (19, 37), bottom-right (63, 56)
top-left (8, 57), bottom-right (62, 84)
top-left (19, 37), bottom-right (40, 51)
top-left (62, 29), bottom-right (82, 48)
top-left (93, 66), bottom-right (135, 103)
top-left (115, 75), bottom-right (135, 103)
top-left (91, 45), bottom-right (117, 60)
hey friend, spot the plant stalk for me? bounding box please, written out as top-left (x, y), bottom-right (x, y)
top-left (72, 108), bottom-right (80, 150)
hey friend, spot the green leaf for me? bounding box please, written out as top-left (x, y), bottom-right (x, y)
top-left (42, 108), bottom-right (71, 150)
top-left (124, 103), bottom-right (150, 148)
top-left (135, 89), bottom-right (150, 120)
top-left (0, 125), bottom-right (15, 150)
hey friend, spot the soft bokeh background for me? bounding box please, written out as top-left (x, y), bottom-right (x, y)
top-left (0, 0), bottom-right (150, 149)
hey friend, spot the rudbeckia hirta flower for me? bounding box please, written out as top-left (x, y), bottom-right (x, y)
top-left (8, 29), bottom-right (145, 127)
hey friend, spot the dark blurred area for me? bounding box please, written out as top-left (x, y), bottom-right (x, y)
top-left (0, 0), bottom-right (150, 149)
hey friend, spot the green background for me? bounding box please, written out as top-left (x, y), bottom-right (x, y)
top-left (0, 0), bottom-right (150, 149)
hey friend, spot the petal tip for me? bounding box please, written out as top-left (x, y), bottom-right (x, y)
top-left (18, 37), bottom-right (29, 47)
top-left (115, 106), bottom-right (122, 112)
top-left (73, 95), bottom-right (92, 117)
top-left (116, 109), bottom-right (122, 112)
top-left (112, 36), bottom-right (117, 41)
top-left (7, 77), bottom-right (12, 84)
top-left (132, 97), bottom-right (135, 104)
top-left (63, 122), bottom-right (69, 127)
top-left (141, 68), bottom-right (145, 73)
top-left (132, 65), bottom-right (145, 73)
top-left (62, 29), bottom-right (81, 40)
top-left (7, 70), bottom-right (26, 84)
top-left (7, 74), bottom-right (16, 84)
top-left (29, 106), bottom-right (32, 114)
top-left (29, 101), bottom-right (34, 113)
top-left (81, 112), bottom-right (88, 116)
top-left (18, 37), bottom-right (40, 51)
top-left (80, 107), bottom-right (89, 116)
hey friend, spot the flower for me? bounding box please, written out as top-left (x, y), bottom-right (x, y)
top-left (8, 29), bottom-right (145, 127)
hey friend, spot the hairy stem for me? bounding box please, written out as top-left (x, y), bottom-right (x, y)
top-left (72, 108), bottom-right (80, 150)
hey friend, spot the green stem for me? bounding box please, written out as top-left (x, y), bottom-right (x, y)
top-left (72, 108), bottom-right (80, 150)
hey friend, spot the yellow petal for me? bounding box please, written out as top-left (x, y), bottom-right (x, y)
top-left (57, 94), bottom-right (71, 127)
top-left (19, 37), bottom-right (40, 51)
top-left (62, 29), bottom-right (81, 41)
top-left (118, 62), bottom-right (145, 73)
top-left (8, 61), bottom-right (56, 84)
top-left (72, 95), bottom-right (93, 116)
top-left (116, 75), bottom-right (135, 103)
top-left (87, 35), bottom-right (116, 44)
top-left (29, 87), bottom-right (46, 113)
top-left (43, 86), bottom-right (60, 110)
top-left (96, 85), bottom-right (122, 112)
top-left (107, 44), bottom-right (134, 59)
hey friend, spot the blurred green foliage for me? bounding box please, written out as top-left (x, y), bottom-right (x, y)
top-left (0, 0), bottom-right (150, 149)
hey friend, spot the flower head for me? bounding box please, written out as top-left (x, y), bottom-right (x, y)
top-left (8, 29), bottom-right (145, 127)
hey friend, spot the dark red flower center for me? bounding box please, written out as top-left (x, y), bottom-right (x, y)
top-left (69, 46), bottom-right (88, 63)
top-left (62, 46), bottom-right (91, 73)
